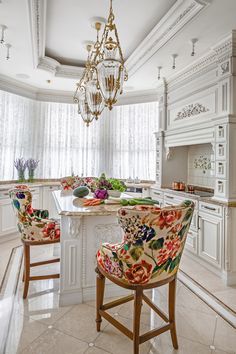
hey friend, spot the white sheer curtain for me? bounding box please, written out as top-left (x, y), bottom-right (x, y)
top-left (0, 90), bottom-right (159, 180)
top-left (0, 91), bottom-right (35, 179)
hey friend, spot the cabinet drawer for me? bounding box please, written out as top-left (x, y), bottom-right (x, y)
top-left (215, 161), bottom-right (227, 178)
top-left (215, 143), bottom-right (227, 160)
top-left (199, 201), bottom-right (223, 217)
top-left (150, 189), bottom-right (163, 199)
top-left (164, 193), bottom-right (182, 206)
top-left (185, 230), bottom-right (198, 254)
top-left (215, 179), bottom-right (227, 198)
top-left (215, 124), bottom-right (227, 142)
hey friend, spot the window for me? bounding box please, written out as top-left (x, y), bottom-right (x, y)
top-left (0, 90), bottom-right (159, 180)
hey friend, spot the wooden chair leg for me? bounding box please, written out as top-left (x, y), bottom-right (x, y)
top-left (96, 268), bottom-right (105, 332)
top-left (133, 286), bottom-right (143, 354)
top-left (169, 277), bottom-right (178, 349)
top-left (23, 244), bottom-right (30, 299)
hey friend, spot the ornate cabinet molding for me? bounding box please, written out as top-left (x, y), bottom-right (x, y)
top-left (174, 103), bottom-right (209, 121)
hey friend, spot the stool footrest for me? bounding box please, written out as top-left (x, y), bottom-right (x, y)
top-left (139, 324), bottom-right (171, 344)
top-left (30, 258), bottom-right (60, 267)
top-left (102, 294), bottom-right (134, 311)
top-left (142, 294), bottom-right (169, 323)
top-left (99, 309), bottom-right (133, 340)
top-left (29, 274), bottom-right (60, 281)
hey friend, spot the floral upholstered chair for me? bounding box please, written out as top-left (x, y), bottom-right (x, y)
top-left (96, 200), bottom-right (194, 354)
top-left (9, 185), bottom-right (60, 298)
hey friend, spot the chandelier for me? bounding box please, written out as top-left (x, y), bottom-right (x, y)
top-left (73, 0), bottom-right (128, 126)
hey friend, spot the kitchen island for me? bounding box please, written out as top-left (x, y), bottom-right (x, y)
top-left (53, 190), bottom-right (130, 306)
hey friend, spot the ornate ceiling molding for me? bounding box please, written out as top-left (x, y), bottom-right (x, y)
top-left (27, 0), bottom-right (84, 79)
top-left (126, 0), bottom-right (212, 77)
top-left (27, 0), bottom-right (212, 81)
top-left (166, 30), bottom-right (236, 90)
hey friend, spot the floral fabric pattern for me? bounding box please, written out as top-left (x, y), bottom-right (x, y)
top-left (97, 200), bottom-right (194, 285)
top-left (9, 185), bottom-right (60, 242)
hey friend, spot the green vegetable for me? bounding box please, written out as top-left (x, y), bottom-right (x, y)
top-left (108, 178), bottom-right (126, 192)
top-left (73, 186), bottom-right (90, 198)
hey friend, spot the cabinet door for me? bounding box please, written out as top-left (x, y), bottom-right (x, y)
top-left (198, 213), bottom-right (222, 268)
top-left (185, 230), bottom-right (198, 254)
top-left (42, 186), bottom-right (60, 219)
top-left (0, 199), bottom-right (17, 236)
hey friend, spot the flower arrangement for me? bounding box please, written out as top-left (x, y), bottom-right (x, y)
top-left (26, 158), bottom-right (39, 182)
top-left (14, 158), bottom-right (27, 182)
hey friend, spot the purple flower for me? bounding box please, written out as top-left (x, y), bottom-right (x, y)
top-left (26, 158), bottom-right (39, 171)
top-left (14, 158), bottom-right (27, 172)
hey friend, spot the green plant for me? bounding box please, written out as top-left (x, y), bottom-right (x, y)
top-left (108, 178), bottom-right (126, 192)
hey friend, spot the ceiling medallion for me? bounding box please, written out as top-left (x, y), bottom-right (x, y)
top-left (73, 0), bottom-right (128, 126)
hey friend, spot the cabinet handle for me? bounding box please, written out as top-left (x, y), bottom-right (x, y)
top-left (198, 216), bottom-right (201, 230)
top-left (154, 192), bottom-right (161, 196)
top-left (202, 205), bottom-right (217, 212)
top-left (166, 195), bottom-right (174, 200)
top-left (188, 231), bottom-right (193, 236)
top-left (30, 189), bottom-right (36, 193)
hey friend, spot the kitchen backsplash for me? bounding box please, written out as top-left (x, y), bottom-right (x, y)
top-left (187, 144), bottom-right (214, 188)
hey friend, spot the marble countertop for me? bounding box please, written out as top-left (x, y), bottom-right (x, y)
top-left (0, 181), bottom-right (60, 191)
top-left (150, 185), bottom-right (236, 207)
top-left (53, 190), bottom-right (127, 216)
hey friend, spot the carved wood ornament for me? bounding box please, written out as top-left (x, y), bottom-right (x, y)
top-left (174, 103), bottom-right (209, 121)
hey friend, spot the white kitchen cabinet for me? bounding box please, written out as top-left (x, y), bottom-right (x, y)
top-left (198, 211), bottom-right (223, 268)
top-left (185, 230), bottom-right (198, 255)
top-left (0, 195), bottom-right (17, 237)
top-left (42, 185), bottom-right (60, 219)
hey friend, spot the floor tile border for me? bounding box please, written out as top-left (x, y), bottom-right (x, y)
top-left (178, 270), bottom-right (236, 329)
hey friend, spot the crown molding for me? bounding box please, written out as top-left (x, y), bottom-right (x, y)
top-left (27, 0), bottom-right (84, 79)
top-left (165, 30), bottom-right (236, 90)
top-left (27, 0), bottom-right (213, 82)
top-left (125, 0), bottom-right (212, 77)
top-left (0, 73), bottom-right (157, 105)
top-left (0, 74), bottom-right (37, 100)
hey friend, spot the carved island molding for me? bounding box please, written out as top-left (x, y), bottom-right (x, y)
top-left (174, 103), bottom-right (209, 121)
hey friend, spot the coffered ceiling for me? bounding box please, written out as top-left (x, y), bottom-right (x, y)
top-left (1, 0), bottom-right (236, 100)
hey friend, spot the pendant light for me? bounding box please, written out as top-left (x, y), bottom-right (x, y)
top-left (96, 0), bottom-right (128, 110)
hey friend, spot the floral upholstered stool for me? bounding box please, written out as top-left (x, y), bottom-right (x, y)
top-left (9, 185), bottom-right (60, 298)
top-left (96, 201), bottom-right (194, 354)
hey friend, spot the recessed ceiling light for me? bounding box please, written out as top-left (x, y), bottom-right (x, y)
top-left (16, 73), bottom-right (30, 79)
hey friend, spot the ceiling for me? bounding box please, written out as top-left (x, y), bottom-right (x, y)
top-left (0, 0), bottom-right (236, 97)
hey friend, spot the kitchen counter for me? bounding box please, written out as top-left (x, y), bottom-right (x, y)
top-left (151, 185), bottom-right (236, 207)
top-left (53, 190), bottom-right (131, 216)
top-left (52, 190), bottom-right (129, 306)
top-left (0, 181), bottom-right (60, 191)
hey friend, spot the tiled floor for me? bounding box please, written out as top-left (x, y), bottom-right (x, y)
top-left (0, 236), bottom-right (21, 287)
top-left (180, 253), bottom-right (236, 313)
top-left (4, 268), bottom-right (235, 353)
top-left (1, 244), bottom-right (236, 354)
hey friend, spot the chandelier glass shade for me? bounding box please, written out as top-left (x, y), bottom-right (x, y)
top-left (76, 91), bottom-right (94, 127)
top-left (73, 0), bottom-right (128, 125)
top-left (86, 77), bottom-right (105, 119)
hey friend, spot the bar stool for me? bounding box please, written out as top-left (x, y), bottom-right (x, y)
top-left (96, 201), bottom-right (194, 354)
top-left (9, 185), bottom-right (60, 298)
